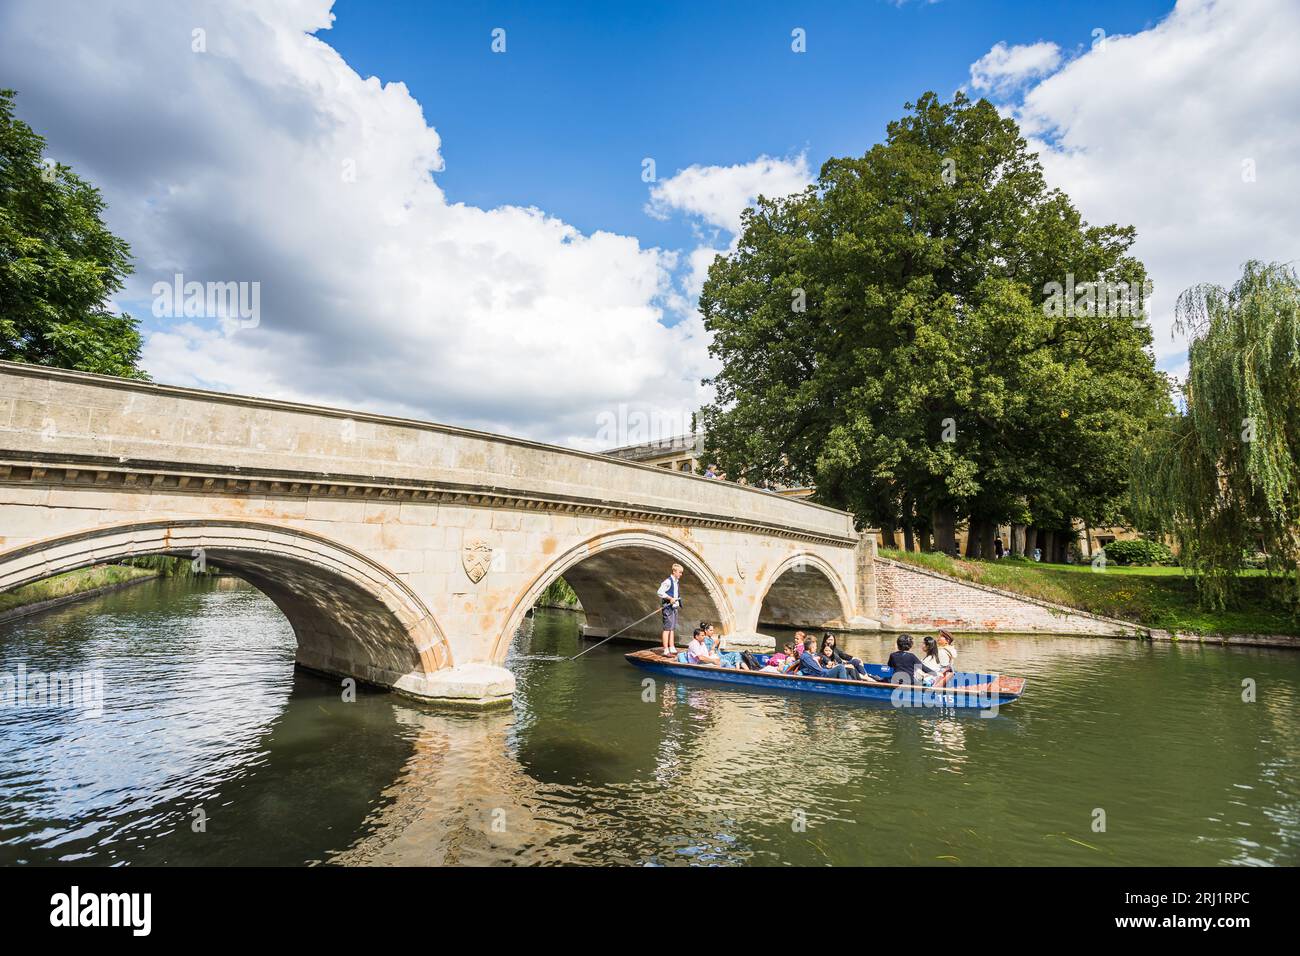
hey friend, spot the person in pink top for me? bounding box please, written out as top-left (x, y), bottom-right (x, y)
top-left (760, 642), bottom-right (798, 673)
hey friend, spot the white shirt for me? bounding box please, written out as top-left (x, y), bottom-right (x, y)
top-left (920, 653), bottom-right (944, 676)
top-left (688, 638), bottom-right (711, 662)
top-left (657, 576), bottom-right (679, 603)
top-left (923, 648), bottom-right (955, 675)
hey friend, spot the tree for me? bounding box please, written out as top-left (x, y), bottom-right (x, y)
top-left (1131, 261), bottom-right (1300, 610)
top-left (0, 89), bottom-right (145, 377)
top-left (700, 92), bottom-right (1168, 552)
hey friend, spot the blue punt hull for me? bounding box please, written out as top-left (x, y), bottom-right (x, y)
top-left (625, 650), bottom-right (1025, 709)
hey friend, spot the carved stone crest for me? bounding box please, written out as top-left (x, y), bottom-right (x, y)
top-left (462, 535), bottom-right (494, 583)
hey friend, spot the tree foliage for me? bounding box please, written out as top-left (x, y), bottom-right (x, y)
top-left (699, 92), bottom-right (1169, 549)
top-left (1131, 261), bottom-right (1300, 609)
top-left (0, 89), bottom-right (145, 377)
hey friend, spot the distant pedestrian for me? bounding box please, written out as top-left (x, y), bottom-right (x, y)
top-left (994, 537), bottom-right (1005, 559)
top-left (704, 464), bottom-right (720, 479)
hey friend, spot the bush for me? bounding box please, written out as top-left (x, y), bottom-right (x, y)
top-left (1100, 538), bottom-right (1176, 566)
top-left (537, 576), bottom-right (582, 609)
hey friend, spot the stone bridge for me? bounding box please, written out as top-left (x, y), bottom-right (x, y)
top-left (0, 362), bottom-right (880, 705)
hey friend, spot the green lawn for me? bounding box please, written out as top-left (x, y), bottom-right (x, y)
top-left (878, 548), bottom-right (1300, 636)
top-left (0, 564), bottom-right (158, 615)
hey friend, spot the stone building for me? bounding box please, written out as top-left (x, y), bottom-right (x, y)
top-left (601, 433), bottom-right (815, 499)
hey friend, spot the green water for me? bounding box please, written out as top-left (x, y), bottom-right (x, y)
top-left (1, 576), bottom-right (1297, 866)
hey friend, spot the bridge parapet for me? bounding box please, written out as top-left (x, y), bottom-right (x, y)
top-left (0, 362), bottom-right (854, 546)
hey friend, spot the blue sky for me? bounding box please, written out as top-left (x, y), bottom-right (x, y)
top-left (326, 0), bottom-right (1174, 250)
top-left (3, 0), bottom-right (1294, 446)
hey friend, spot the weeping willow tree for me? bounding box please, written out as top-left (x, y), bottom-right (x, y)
top-left (1131, 260), bottom-right (1300, 610)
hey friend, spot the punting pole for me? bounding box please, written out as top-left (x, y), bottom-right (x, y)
top-left (568, 605), bottom-right (668, 661)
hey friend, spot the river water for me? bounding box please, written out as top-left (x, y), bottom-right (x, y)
top-left (1, 576), bottom-right (1297, 866)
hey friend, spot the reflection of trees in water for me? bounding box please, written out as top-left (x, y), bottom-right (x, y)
top-left (324, 651), bottom-right (990, 866)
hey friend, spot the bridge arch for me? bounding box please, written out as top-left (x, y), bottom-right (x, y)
top-left (755, 551), bottom-right (853, 632)
top-left (0, 519), bottom-right (453, 695)
top-left (495, 529), bottom-right (737, 663)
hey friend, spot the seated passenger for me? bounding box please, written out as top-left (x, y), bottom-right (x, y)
top-left (787, 635), bottom-right (810, 674)
top-left (702, 622), bottom-right (746, 669)
top-left (821, 633), bottom-right (869, 680)
top-left (921, 635), bottom-right (955, 687)
top-left (938, 629), bottom-right (958, 671)
top-left (687, 628), bottom-right (722, 666)
top-left (781, 634), bottom-right (803, 674)
top-left (883, 634), bottom-right (940, 685)
top-left (761, 643), bottom-right (797, 673)
top-left (797, 641), bottom-right (852, 679)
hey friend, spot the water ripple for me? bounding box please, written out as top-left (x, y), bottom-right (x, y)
top-left (2, 582), bottom-right (1298, 866)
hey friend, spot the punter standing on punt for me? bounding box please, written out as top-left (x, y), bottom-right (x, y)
top-left (657, 563), bottom-right (684, 656)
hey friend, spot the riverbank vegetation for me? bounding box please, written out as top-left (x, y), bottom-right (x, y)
top-left (879, 548), bottom-right (1299, 637)
top-left (536, 576), bottom-right (582, 610)
top-left (1130, 261), bottom-right (1300, 614)
top-left (0, 556), bottom-right (214, 616)
top-left (120, 555), bottom-right (217, 576)
top-left (0, 564), bottom-right (158, 615)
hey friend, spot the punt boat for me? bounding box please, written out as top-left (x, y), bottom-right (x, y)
top-left (624, 648), bottom-right (1026, 710)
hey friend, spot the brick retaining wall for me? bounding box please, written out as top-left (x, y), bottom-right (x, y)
top-left (874, 558), bottom-right (1145, 635)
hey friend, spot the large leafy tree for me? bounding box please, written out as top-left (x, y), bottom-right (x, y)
top-left (0, 89), bottom-right (145, 377)
top-left (1131, 261), bottom-right (1300, 610)
top-left (700, 91), bottom-right (1168, 552)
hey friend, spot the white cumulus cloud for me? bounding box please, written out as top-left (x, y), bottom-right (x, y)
top-left (0, 0), bottom-right (714, 450)
top-left (647, 155), bottom-right (814, 305)
top-left (973, 0), bottom-right (1300, 373)
top-left (646, 155), bottom-right (813, 237)
top-left (969, 40), bottom-right (1063, 93)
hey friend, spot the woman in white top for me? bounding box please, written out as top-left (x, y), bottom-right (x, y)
top-left (921, 635), bottom-right (954, 687)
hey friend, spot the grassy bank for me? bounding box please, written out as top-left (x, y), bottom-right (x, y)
top-left (0, 564), bottom-right (159, 615)
top-left (878, 548), bottom-right (1300, 637)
